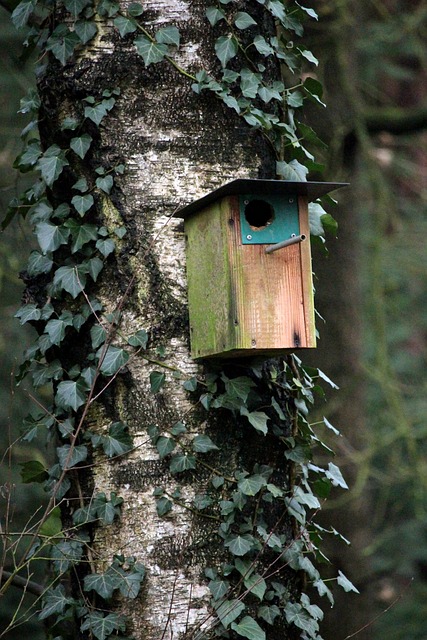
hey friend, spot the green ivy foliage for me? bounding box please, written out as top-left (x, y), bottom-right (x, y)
top-left (4, 1), bottom-right (353, 638)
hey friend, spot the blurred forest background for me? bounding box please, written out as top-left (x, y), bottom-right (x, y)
top-left (0, 0), bottom-right (426, 638)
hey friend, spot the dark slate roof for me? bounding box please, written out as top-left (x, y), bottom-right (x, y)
top-left (174, 179), bottom-right (348, 219)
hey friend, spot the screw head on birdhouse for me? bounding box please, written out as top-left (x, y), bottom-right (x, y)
top-left (175, 179), bottom-right (347, 360)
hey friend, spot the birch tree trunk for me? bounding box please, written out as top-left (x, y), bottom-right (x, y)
top-left (35, 3), bottom-right (301, 638)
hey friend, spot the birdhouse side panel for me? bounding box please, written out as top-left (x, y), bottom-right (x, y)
top-left (184, 200), bottom-right (236, 359)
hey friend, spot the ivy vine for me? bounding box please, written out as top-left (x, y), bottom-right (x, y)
top-left (2, 1), bottom-right (355, 639)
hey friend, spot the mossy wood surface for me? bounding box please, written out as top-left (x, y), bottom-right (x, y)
top-left (185, 195), bottom-right (316, 359)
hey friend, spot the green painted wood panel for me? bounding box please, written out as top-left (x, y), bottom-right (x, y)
top-left (185, 197), bottom-right (236, 358)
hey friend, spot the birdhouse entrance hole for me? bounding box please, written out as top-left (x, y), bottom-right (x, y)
top-left (244, 199), bottom-right (274, 229)
top-left (240, 193), bottom-right (300, 245)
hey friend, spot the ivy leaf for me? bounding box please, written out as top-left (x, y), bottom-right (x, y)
top-left (215, 599), bottom-right (245, 628)
top-left (37, 145), bottom-right (69, 187)
top-left (225, 535), bottom-right (254, 556)
top-left (97, 0), bottom-right (119, 16)
top-left (313, 579), bottom-right (334, 605)
top-left (75, 20), bottom-right (98, 44)
top-left (209, 579), bottom-right (229, 600)
top-left (258, 605), bottom-right (280, 625)
top-left (240, 68), bottom-right (261, 99)
top-left (39, 506), bottom-right (63, 537)
top-left (326, 462), bottom-right (348, 489)
top-left (206, 6), bottom-right (225, 26)
top-left (238, 474), bottom-right (266, 496)
top-left (276, 159), bottom-right (308, 181)
top-left (20, 460), bottom-right (48, 484)
top-left (134, 35), bottom-right (168, 65)
top-left (287, 90), bottom-right (304, 108)
top-left (96, 237), bottom-right (115, 257)
top-left (55, 380), bottom-right (88, 411)
top-left (11, 0), bottom-right (35, 29)
top-left (296, 2), bottom-right (318, 19)
top-left (72, 178), bottom-right (89, 193)
top-left (53, 265), bottom-right (87, 298)
top-left (64, 0), bottom-right (90, 16)
top-left (170, 422), bottom-right (186, 436)
top-left (116, 564), bottom-right (145, 598)
top-left (318, 369), bottom-right (339, 390)
top-left (308, 202), bottom-right (328, 236)
top-left (95, 174), bottom-right (114, 194)
top-left (61, 116), bottom-right (80, 130)
top-left (70, 134), bottom-right (93, 159)
top-left (91, 324), bottom-right (107, 348)
top-left (84, 103), bottom-right (109, 126)
top-left (102, 422), bottom-right (133, 457)
top-left (93, 492), bottom-right (123, 524)
top-left (27, 251), bottom-right (53, 276)
top-left (85, 257), bottom-right (104, 281)
top-left (231, 616), bottom-right (266, 640)
top-left (69, 222), bottom-right (98, 253)
top-left (215, 35), bottom-right (238, 67)
top-left (15, 304), bottom-right (41, 325)
top-left (253, 35), bottom-right (274, 56)
top-left (240, 407), bottom-right (269, 435)
top-left (128, 2), bottom-right (144, 16)
top-left (298, 47), bottom-right (319, 66)
top-left (150, 371), bottom-right (166, 393)
top-left (156, 496), bottom-right (172, 515)
top-left (127, 329), bottom-right (148, 348)
top-left (70, 194), bottom-right (94, 217)
top-left (45, 318), bottom-right (71, 345)
top-left (113, 15), bottom-right (137, 36)
top-left (156, 436), bottom-right (176, 459)
top-left (234, 12), bottom-right (257, 29)
top-left (46, 28), bottom-right (81, 65)
top-left (31, 359), bottom-right (63, 387)
top-left (267, 0), bottom-right (286, 22)
top-left (50, 538), bottom-right (84, 572)
top-left (84, 571), bottom-right (120, 599)
top-left (18, 88), bottom-right (40, 114)
top-left (337, 570), bottom-right (359, 593)
top-left (323, 416), bottom-right (340, 435)
top-left (97, 345), bottom-right (130, 375)
top-left (57, 444), bottom-right (88, 469)
top-left (36, 222), bottom-right (70, 254)
top-left (244, 574), bottom-right (266, 600)
top-left (192, 434), bottom-right (219, 453)
top-left (223, 375), bottom-right (255, 402)
top-left (16, 140), bottom-right (42, 168)
top-left (303, 76), bottom-right (326, 107)
top-left (156, 26), bottom-right (180, 47)
top-left (38, 585), bottom-right (74, 620)
top-left (80, 612), bottom-right (126, 640)
top-left (169, 453), bottom-right (196, 474)
top-left (284, 602), bottom-right (319, 635)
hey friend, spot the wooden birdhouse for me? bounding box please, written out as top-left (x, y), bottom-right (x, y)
top-left (175, 179), bottom-right (346, 360)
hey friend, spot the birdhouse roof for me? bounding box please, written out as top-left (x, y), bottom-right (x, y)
top-left (174, 179), bottom-right (348, 219)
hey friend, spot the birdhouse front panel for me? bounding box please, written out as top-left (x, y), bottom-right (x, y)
top-left (227, 194), bottom-right (315, 355)
top-left (177, 179), bottom-right (347, 360)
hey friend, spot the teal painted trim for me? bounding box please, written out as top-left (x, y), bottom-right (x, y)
top-left (239, 193), bottom-right (300, 245)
